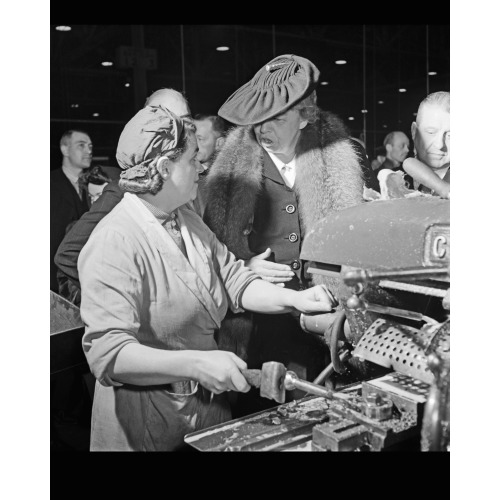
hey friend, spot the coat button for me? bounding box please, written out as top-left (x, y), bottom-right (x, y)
top-left (285, 204), bottom-right (296, 214)
top-left (291, 259), bottom-right (301, 270)
top-left (288, 232), bottom-right (298, 242)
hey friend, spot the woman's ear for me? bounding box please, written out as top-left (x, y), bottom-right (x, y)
top-left (157, 157), bottom-right (171, 180)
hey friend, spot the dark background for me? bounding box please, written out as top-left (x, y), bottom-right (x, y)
top-left (50, 24), bottom-right (450, 168)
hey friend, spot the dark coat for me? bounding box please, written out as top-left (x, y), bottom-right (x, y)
top-left (203, 112), bottom-right (365, 376)
top-left (50, 168), bottom-right (89, 292)
top-left (204, 111), bottom-right (364, 283)
top-left (418, 167), bottom-right (450, 195)
top-left (54, 179), bottom-right (124, 301)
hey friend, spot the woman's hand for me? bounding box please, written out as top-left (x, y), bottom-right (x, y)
top-left (291, 284), bottom-right (337, 313)
top-left (192, 350), bottom-right (251, 394)
top-left (245, 248), bottom-right (295, 287)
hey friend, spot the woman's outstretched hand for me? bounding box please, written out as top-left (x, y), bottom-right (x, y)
top-left (291, 284), bottom-right (337, 313)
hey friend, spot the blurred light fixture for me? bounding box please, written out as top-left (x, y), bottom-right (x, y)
top-left (335, 60), bottom-right (347, 65)
top-left (348, 117), bottom-right (354, 121)
top-left (428, 71), bottom-right (437, 76)
top-left (70, 104), bottom-right (79, 108)
top-left (320, 81), bottom-right (329, 86)
top-left (382, 124), bottom-right (387, 128)
top-left (93, 113), bottom-right (100, 117)
top-left (125, 83), bottom-right (130, 87)
top-left (378, 100), bottom-right (384, 104)
top-left (55, 26), bottom-right (71, 31)
top-left (399, 88), bottom-right (407, 93)
top-left (361, 109), bottom-right (368, 114)
top-left (101, 61), bottom-right (113, 67)
top-left (216, 46), bottom-right (230, 51)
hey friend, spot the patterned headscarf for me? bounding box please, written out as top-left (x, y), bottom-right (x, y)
top-left (116, 105), bottom-right (184, 180)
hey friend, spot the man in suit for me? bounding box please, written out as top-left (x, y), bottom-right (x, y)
top-left (50, 130), bottom-right (92, 292)
top-left (190, 114), bottom-right (228, 217)
top-left (54, 88), bottom-right (192, 303)
top-left (373, 131), bottom-right (413, 191)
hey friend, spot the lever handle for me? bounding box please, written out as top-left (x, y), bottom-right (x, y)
top-left (241, 369), bottom-right (262, 388)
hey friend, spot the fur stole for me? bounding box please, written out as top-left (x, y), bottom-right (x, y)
top-left (204, 111), bottom-right (364, 262)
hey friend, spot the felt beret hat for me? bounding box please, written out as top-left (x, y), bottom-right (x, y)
top-left (218, 54), bottom-right (320, 126)
top-left (116, 105), bottom-right (184, 180)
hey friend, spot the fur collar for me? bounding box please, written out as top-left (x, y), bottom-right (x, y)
top-left (204, 111), bottom-right (364, 261)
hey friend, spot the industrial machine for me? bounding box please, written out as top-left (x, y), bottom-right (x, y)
top-left (185, 196), bottom-right (450, 452)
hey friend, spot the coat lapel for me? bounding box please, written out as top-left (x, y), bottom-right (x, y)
top-left (262, 151), bottom-right (285, 185)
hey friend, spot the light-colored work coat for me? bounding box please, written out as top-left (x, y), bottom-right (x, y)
top-left (78, 193), bottom-right (257, 451)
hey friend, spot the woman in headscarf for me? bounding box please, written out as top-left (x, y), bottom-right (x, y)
top-left (78, 105), bottom-right (334, 451)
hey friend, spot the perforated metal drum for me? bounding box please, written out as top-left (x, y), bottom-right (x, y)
top-left (352, 318), bottom-right (450, 384)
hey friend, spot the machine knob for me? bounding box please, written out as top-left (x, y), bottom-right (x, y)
top-left (362, 393), bottom-right (393, 420)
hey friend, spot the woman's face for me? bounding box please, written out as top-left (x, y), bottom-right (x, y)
top-left (167, 132), bottom-right (204, 206)
top-left (88, 182), bottom-right (108, 204)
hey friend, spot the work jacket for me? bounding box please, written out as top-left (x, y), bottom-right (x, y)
top-left (79, 193), bottom-right (257, 451)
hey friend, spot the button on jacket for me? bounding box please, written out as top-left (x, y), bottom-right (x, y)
top-left (248, 152), bottom-right (304, 289)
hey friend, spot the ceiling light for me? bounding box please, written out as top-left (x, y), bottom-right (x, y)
top-left (348, 117), bottom-right (354, 121)
top-left (125, 83), bottom-right (130, 87)
top-left (70, 104), bottom-right (79, 108)
top-left (335, 60), bottom-right (347, 65)
top-left (428, 71), bottom-right (437, 76)
top-left (320, 81), bottom-right (329, 86)
top-left (55, 26), bottom-right (71, 31)
top-left (93, 113), bottom-right (99, 117)
top-left (216, 46), bottom-right (230, 51)
top-left (382, 124), bottom-right (387, 128)
top-left (399, 88), bottom-right (407, 93)
top-left (361, 109), bottom-right (368, 114)
top-left (101, 61), bottom-right (113, 67)
top-left (378, 100), bottom-right (384, 104)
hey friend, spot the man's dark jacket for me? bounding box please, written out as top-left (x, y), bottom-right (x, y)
top-left (50, 168), bottom-right (89, 292)
top-left (54, 180), bottom-right (124, 302)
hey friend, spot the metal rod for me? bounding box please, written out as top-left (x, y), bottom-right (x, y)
top-left (290, 377), bottom-right (332, 399)
top-left (372, 26), bottom-right (377, 158)
top-left (313, 363), bottom-right (334, 385)
top-left (343, 267), bottom-right (449, 286)
top-left (426, 25), bottom-right (430, 95)
top-left (362, 24), bottom-right (367, 144)
top-left (365, 302), bottom-right (439, 325)
top-left (180, 25), bottom-right (186, 93)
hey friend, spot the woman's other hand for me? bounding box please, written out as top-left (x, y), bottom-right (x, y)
top-left (292, 284), bottom-right (336, 314)
top-left (192, 350), bottom-right (251, 394)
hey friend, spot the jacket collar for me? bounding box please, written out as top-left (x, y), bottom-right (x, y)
top-left (123, 193), bottom-right (221, 328)
top-left (261, 150), bottom-right (286, 185)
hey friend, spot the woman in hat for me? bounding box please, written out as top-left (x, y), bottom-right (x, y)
top-left (78, 104), bottom-right (334, 451)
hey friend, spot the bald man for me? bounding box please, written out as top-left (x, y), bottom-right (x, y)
top-left (410, 91), bottom-right (450, 193)
top-left (373, 130), bottom-right (413, 191)
top-left (54, 88), bottom-right (192, 304)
